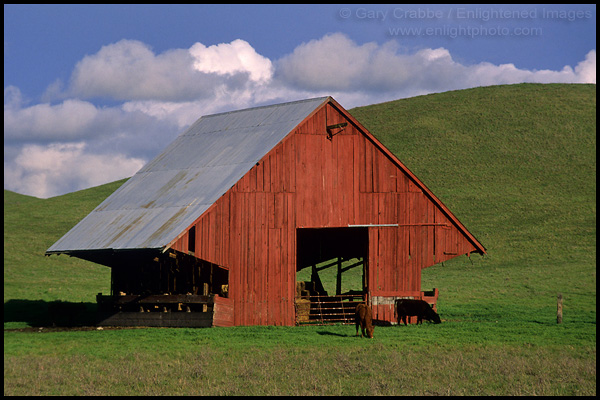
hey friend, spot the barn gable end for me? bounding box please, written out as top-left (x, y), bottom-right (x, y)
top-left (168, 98), bottom-right (485, 326)
top-left (47, 96), bottom-right (485, 327)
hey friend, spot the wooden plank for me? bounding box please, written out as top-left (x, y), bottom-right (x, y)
top-left (228, 192), bottom-right (238, 325)
top-left (244, 193), bottom-right (254, 326)
top-left (332, 133), bottom-right (340, 225)
top-left (104, 294), bottom-right (214, 305)
top-left (372, 290), bottom-right (421, 298)
top-left (368, 227), bottom-right (378, 299)
top-left (295, 133), bottom-right (307, 226)
top-left (426, 200), bottom-right (435, 267)
top-left (389, 226), bottom-right (398, 293)
top-left (278, 197), bottom-right (288, 326)
top-left (287, 193), bottom-right (296, 325)
top-left (321, 133), bottom-right (331, 225)
top-left (358, 134), bottom-right (366, 193)
top-left (213, 296), bottom-right (234, 327)
top-left (324, 134), bottom-right (334, 225)
top-left (271, 228), bottom-right (282, 325)
top-left (341, 134), bottom-right (354, 225)
top-left (97, 311), bottom-right (214, 328)
top-left (252, 163), bottom-right (259, 192)
top-left (253, 192), bottom-right (262, 325)
top-left (309, 134), bottom-right (323, 226)
top-left (365, 137), bottom-right (373, 193)
top-left (265, 150), bottom-right (272, 192)
top-left (415, 194), bottom-right (424, 272)
top-left (398, 227), bottom-right (408, 291)
top-left (256, 158), bottom-right (264, 192)
top-left (275, 145), bottom-right (282, 193)
top-left (230, 193), bottom-right (239, 325)
top-left (390, 227), bottom-right (397, 293)
top-left (352, 133), bottom-right (360, 225)
top-left (397, 165), bottom-right (408, 192)
top-left (267, 227), bottom-right (275, 325)
top-left (243, 192), bottom-right (253, 325)
top-left (260, 192), bottom-right (268, 326)
top-left (387, 152), bottom-right (398, 192)
top-left (217, 193), bottom-right (227, 265)
top-left (289, 133), bottom-right (296, 193)
top-left (239, 192), bottom-right (248, 326)
top-left (407, 193), bottom-right (415, 291)
top-left (380, 226), bottom-right (389, 292)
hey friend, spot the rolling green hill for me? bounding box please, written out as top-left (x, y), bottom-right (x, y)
top-left (352, 83), bottom-right (596, 317)
top-left (4, 83), bottom-right (596, 395)
top-left (4, 179), bottom-right (127, 303)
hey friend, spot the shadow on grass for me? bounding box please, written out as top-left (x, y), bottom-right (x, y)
top-left (316, 330), bottom-right (353, 337)
top-left (4, 299), bottom-right (98, 327)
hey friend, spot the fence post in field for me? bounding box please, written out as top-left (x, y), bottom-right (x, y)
top-left (557, 293), bottom-right (563, 324)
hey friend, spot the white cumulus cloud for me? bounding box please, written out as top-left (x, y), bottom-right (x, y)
top-left (4, 34), bottom-right (596, 198)
top-left (572, 49), bottom-right (596, 84)
top-left (189, 39), bottom-right (273, 82)
top-left (4, 97), bottom-right (99, 141)
top-left (4, 143), bottom-right (146, 199)
top-left (69, 39), bottom-right (215, 101)
top-left (67, 38), bottom-right (275, 103)
top-left (276, 33), bottom-right (596, 96)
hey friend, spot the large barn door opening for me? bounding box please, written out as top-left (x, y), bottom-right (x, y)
top-left (295, 227), bottom-right (368, 325)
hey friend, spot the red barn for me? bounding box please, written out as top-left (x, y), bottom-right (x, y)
top-left (46, 97), bottom-right (485, 327)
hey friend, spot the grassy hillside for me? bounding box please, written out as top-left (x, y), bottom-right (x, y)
top-left (353, 83), bottom-right (596, 318)
top-left (4, 179), bottom-right (127, 303)
top-left (4, 83), bottom-right (596, 395)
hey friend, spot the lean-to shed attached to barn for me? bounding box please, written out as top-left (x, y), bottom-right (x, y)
top-left (47, 96), bottom-right (486, 327)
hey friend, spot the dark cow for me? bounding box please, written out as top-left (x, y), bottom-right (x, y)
top-left (395, 299), bottom-right (441, 325)
top-left (355, 303), bottom-right (374, 338)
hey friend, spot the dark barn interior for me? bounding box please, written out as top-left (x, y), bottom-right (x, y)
top-left (91, 250), bottom-right (231, 327)
top-left (295, 227), bottom-right (368, 324)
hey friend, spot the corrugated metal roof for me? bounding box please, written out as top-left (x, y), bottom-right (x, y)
top-left (47, 97), bottom-right (329, 254)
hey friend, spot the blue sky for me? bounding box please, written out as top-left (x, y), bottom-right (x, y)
top-left (4, 4), bottom-right (596, 198)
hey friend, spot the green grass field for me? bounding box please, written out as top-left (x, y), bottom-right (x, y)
top-left (4, 83), bottom-right (596, 395)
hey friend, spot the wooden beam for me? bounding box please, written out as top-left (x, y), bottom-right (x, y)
top-left (336, 257), bottom-right (342, 296)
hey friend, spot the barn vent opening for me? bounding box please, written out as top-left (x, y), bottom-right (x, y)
top-left (188, 226), bottom-right (196, 254)
top-left (296, 227), bottom-right (368, 325)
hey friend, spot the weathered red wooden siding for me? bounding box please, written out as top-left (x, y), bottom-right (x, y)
top-left (171, 100), bottom-right (481, 326)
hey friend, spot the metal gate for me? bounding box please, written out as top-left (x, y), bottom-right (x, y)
top-left (295, 294), bottom-right (364, 325)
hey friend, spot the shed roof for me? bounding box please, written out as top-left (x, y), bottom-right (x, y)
top-left (46, 97), bottom-right (329, 255)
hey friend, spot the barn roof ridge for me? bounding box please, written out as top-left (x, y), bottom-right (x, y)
top-left (198, 96), bottom-right (330, 119)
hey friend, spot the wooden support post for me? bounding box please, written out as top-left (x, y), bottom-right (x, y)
top-left (336, 257), bottom-right (342, 296)
top-left (557, 293), bottom-right (563, 324)
top-left (311, 265), bottom-right (327, 295)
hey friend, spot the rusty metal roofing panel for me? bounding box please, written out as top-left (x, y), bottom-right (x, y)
top-left (47, 97), bottom-right (329, 254)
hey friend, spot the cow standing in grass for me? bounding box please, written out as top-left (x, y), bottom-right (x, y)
top-left (355, 303), bottom-right (374, 338)
top-left (395, 299), bottom-right (441, 325)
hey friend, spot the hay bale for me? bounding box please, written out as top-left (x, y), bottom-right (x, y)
top-left (296, 298), bottom-right (311, 322)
